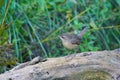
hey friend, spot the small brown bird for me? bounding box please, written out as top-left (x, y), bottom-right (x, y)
top-left (59, 27), bottom-right (88, 50)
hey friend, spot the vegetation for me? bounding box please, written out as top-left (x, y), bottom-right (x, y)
top-left (0, 0), bottom-right (120, 73)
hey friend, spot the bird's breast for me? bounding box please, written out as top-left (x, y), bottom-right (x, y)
top-left (62, 41), bottom-right (78, 50)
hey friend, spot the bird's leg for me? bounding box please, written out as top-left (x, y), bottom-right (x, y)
top-left (76, 47), bottom-right (81, 53)
top-left (65, 49), bottom-right (77, 61)
top-left (73, 49), bottom-right (78, 54)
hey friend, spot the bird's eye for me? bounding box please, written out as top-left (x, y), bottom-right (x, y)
top-left (62, 36), bottom-right (65, 38)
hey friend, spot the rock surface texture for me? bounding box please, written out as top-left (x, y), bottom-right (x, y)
top-left (0, 49), bottom-right (120, 80)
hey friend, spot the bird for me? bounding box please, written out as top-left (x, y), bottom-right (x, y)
top-left (59, 27), bottom-right (88, 50)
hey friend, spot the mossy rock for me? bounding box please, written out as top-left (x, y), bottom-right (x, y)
top-left (56, 70), bottom-right (112, 80)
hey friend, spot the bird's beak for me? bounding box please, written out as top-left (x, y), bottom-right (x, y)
top-left (58, 35), bottom-right (62, 39)
top-left (58, 35), bottom-right (60, 38)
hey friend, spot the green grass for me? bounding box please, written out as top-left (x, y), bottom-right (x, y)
top-left (0, 0), bottom-right (120, 73)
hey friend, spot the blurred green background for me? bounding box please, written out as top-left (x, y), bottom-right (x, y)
top-left (0, 0), bottom-right (120, 73)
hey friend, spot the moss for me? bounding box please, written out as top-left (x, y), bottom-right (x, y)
top-left (66, 70), bottom-right (111, 80)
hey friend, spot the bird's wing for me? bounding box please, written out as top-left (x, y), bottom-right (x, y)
top-left (71, 38), bottom-right (81, 45)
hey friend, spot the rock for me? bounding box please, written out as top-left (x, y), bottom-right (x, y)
top-left (0, 49), bottom-right (120, 80)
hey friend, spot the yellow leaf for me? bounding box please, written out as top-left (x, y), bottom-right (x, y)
top-left (0, 0), bottom-right (4, 8)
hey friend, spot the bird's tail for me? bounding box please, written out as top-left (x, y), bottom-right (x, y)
top-left (78, 27), bottom-right (88, 38)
